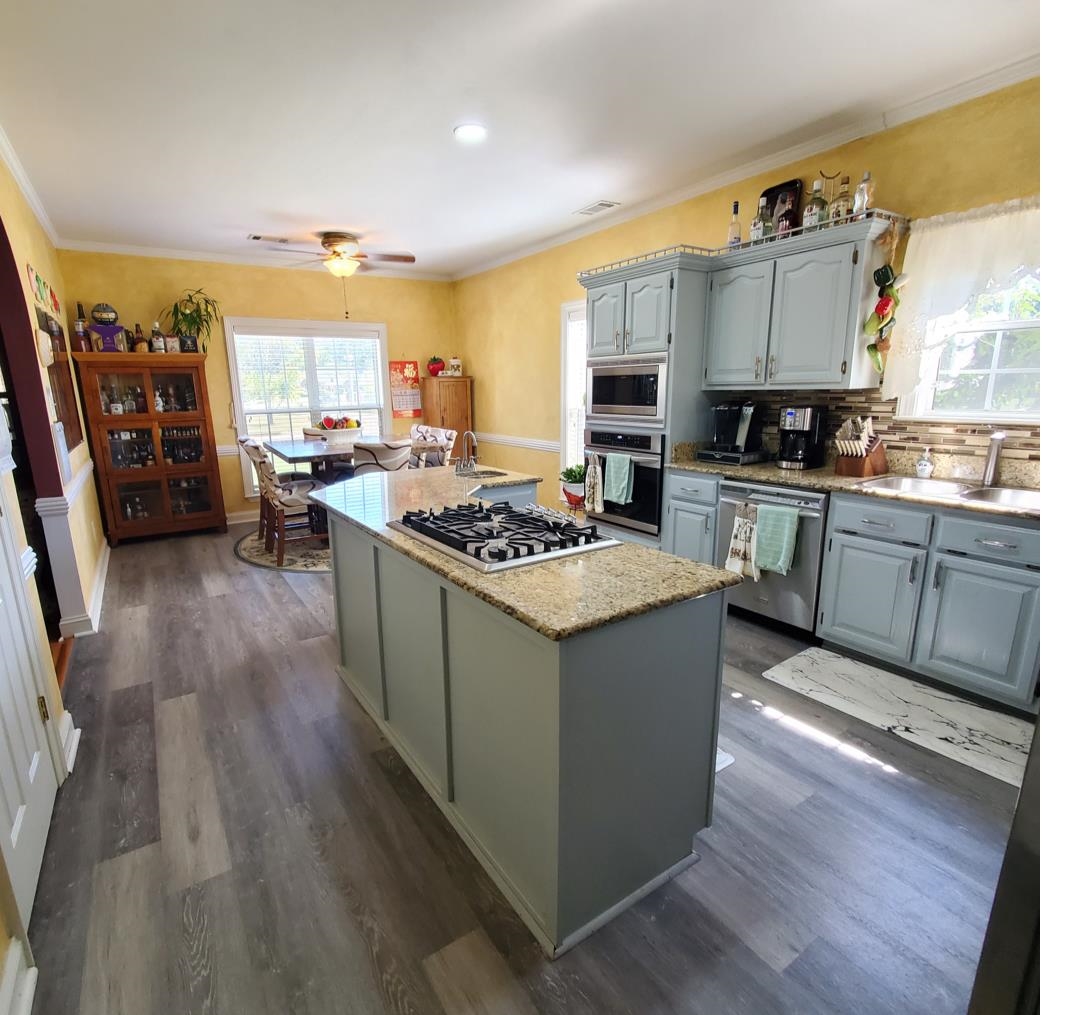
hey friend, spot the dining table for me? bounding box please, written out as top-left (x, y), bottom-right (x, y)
top-left (264, 433), bottom-right (422, 482)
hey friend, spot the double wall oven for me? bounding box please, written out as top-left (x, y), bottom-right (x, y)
top-left (584, 429), bottom-right (665, 538)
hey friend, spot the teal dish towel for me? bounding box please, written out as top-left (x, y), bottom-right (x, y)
top-left (603, 453), bottom-right (634, 504)
top-left (754, 504), bottom-right (800, 576)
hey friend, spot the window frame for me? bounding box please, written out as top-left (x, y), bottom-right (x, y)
top-left (559, 299), bottom-right (587, 473)
top-left (223, 316), bottom-right (390, 498)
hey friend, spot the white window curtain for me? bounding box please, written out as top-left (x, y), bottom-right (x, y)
top-left (884, 197), bottom-right (1040, 415)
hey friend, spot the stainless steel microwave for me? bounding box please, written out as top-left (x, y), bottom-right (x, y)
top-left (586, 356), bottom-right (668, 426)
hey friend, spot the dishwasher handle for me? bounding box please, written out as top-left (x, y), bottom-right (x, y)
top-left (719, 496), bottom-right (823, 520)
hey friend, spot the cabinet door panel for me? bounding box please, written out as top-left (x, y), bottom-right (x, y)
top-left (817, 534), bottom-right (924, 663)
top-left (587, 283), bottom-right (625, 358)
top-left (767, 244), bottom-right (854, 386)
top-left (665, 500), bottom-right (712, 563)
top-left (914, 554), bottom-right (1039, 706)
top-left (703, 262), bottom-right (774, 387)
top-left (624, 271), bottom-right (672, 355)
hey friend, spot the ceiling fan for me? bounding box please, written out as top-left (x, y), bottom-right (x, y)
top-left (255, 232), bottom-right (416, 277)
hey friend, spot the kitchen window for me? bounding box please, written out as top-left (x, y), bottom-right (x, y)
top-left (885, 198), bottom-right (1039, 422)
top-left (224, 317), bottom-right (389, 496)
top-left (560, 300), bottom-right (587, 469)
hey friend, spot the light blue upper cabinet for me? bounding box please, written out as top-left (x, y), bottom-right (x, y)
top-left (624, 271), bottom-right (673, 355)
top-left (702, 262), bottom-right (774, 388)
top-left (587, 282), bottom-right (625, 358)
top-left (913, 553), bottom-right (1040, 708)
top-left (766, 243), bottom-right (856, 386)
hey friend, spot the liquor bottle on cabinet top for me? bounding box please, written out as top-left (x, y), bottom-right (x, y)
top-left (749, 196), bottom-right (769, 243)
top-left (151, 322), bottom-right (165, 353)
top-left (853, 170), bottom-right (873, 218)
top-left (830, 175), bottom-right (851, 224)
top-left (726, 201), bottom-right (742, 248)
top-left (776, 193), bottom-right (798, 238)
top-left (802, 178), bottom-right (828, 231)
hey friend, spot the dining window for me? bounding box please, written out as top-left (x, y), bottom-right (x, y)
top-left (225, 317), bottom-right (389, 496)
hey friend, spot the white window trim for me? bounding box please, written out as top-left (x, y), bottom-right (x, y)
top-left (559, 299), bottom-right (585, 474)
top-left (223, 315), bottom-right (390, 499)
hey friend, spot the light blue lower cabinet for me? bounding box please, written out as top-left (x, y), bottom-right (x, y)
top-left (817, 533), bottom-right (925, 664)
top-left (913, 552), bottom-right (1040, 708)
top-left (664, 499), bottom-right (716, 563)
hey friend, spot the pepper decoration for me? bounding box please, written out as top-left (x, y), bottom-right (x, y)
top-left (863, 264), bottom-right (909, 374)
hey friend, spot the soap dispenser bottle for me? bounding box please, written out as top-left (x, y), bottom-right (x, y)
top-left (916, 447), bottom-right (934, 479)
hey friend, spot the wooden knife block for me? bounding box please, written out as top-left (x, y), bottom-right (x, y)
top-left (834, 440), bottom-right (888, 477)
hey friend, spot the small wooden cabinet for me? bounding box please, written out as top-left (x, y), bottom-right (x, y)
top-left (73, 352), bottom-right (227, 546)
top-left (421, 376), bottom-right (473, 437)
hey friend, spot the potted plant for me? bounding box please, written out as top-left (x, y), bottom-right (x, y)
top-left (160, 288), bottom-right (222, 354)
top-left (560, 463), bottom-right (586, 507)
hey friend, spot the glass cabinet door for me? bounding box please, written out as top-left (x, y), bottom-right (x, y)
top-left (160, 423), bottom-right (205, 465)
top-left (116, 480), bottom-right (167, 522)
top-left (93, 371), bottom-right (150, 417)
top-left (168, 475), bottom-right (214, 516)
top-left (104, 427), bottom-right (158, 471)
top-left (150, 369), bottom-right (200, 414)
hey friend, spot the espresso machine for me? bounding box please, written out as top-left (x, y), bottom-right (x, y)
top-left (697, 401), bottom-right (767, 465)
top-left (776, 406), bottom-right (826, 470)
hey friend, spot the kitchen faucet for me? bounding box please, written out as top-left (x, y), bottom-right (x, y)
top-left (982, 430), bottom-right (1007, 487)
top-left (455, 431), bottom-right (478, 475)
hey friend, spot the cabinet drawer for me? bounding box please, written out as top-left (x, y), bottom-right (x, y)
top-left (936, 514), bottom-right (1039, 568)
top-left (831, 497), bottom-right (932, 545)
top-left (666, 472), bottom-right (718, 505)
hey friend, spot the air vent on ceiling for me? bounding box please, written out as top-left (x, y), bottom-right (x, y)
top-left (247, 233), bottom-right (290, 244)
top-left (574, 200), bottom-right (621, 216)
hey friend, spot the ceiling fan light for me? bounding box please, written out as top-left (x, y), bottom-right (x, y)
top-left (324, 253), bottom-right (358, 278)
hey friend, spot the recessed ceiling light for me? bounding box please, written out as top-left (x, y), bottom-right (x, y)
top-left (453, 123), bottom-right (488, 144)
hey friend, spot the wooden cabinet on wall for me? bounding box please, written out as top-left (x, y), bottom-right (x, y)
top-left (420, 376), bottom-right (473, 436)
top-left (73, 352), bottom-right (227, 546)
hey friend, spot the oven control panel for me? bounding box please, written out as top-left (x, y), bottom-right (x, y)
top-left (586, 430), bottom-right (662, 453)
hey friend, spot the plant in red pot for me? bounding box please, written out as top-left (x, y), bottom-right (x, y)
top-left (560, 464), bottom-right (586, 508)
top-left (427, 356), bottom-right (445, 376)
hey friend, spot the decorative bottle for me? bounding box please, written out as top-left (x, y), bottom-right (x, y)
top-left (749, 197), bottom-right (768, 243)
top-left (726, 201), bottom-right (742, 248)
top-left (829, 175), bottom-right (851, 225)
top-left (853, 171), bottom-right (874, 219)
top-left (802, 178), bottom-right (828, 231)
top-left (916, 447), bottom-right (934, 479)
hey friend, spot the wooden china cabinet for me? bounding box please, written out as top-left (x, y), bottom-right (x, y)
top-left (73, 352), bottom-right (227, 546)
top-left (420, 375), bottom-right (473, 436)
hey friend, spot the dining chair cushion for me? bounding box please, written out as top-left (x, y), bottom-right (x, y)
top-left (335, 440), bottom-right (411, 477)
top-left (408, 425), bottom-right (457, 468)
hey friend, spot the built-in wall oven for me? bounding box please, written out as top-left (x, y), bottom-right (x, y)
top-left (714, 480), bottom-right (828, 632)
top-left (586, 356), bottom-right (668, 427)
top-left (584, 429), bottom-right (664, 537)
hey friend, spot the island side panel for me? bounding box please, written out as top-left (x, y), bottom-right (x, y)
top-left (331, 517), bottom-right (385, 715)
top-left (378, 546), bottom-right (450, 796)
top-left (555, 591), bottom-right (726, 944)
top-left (445, 589), bottom-right (562, 941)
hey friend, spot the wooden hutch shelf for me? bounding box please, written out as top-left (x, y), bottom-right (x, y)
top-left (73, 352), bottom-right (227, 546)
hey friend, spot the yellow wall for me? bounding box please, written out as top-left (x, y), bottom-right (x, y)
top-left (57, 251), bottom-right (459, 514)
top-left (452, 77), bottom-right (1040, 487)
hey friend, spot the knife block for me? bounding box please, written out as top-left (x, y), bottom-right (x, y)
top-left (834, 439), bottom-right (888, 477)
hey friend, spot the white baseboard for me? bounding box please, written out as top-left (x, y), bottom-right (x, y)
top-left (57, 710), bottom-right (81, 774)
top-left (0, 940), bottom-right (37, 1015)
top-left (87, 543), bottom-right (110, 631)
top-left (226, 509), bottom-right (258, 524)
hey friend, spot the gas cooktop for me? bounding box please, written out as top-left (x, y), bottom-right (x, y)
top-left (387, 502), bottom-right (620, 572)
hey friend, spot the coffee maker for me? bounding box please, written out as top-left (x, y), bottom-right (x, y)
top-left (697, 402), bottom-right (766, 465)
top-left (776, 406), bottom-right (826, 470)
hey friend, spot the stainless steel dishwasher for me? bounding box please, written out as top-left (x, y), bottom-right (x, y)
top-left (714, 479), bottom-right (828, 632)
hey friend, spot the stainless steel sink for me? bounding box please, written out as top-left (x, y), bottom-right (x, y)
top-left (959, 487), bottom-right (1041, 512)
top-left (458, 469), bottom-right (508, 479)
top-left (855, 476), bottom-right (972, 496)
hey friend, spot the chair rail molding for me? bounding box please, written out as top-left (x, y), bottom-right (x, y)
top-left (476, 432), bottom-right (561, 454)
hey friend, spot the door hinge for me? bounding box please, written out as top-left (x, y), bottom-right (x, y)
top-left (840, 360), bottom-right (847, 376)
top-left (852, 247), bottom-right (858, 265)
top-left (670, 274), bottom-right (675, 290)
top-left (828, 537), bottom-right (832, 553)
top-left (819, 611), bottom-right (824, 626)
top-left (704, 366), bottom-right (708, 379)
top-left (37, 695), bottom-right (49, 723)
top-left (667, 331), bottom-right (672, 345)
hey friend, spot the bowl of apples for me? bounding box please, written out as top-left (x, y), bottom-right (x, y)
top-left (303, 415), bottom-right (362, 443)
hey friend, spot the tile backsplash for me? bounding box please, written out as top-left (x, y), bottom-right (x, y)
top-left (686, 387), bottom-right (1040, 485)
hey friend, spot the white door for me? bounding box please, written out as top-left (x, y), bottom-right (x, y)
top-left (0, 506), bottom-right (59, 925)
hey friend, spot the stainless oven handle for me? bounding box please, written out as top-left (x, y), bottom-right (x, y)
top-left (720, 496), bottom-right (821, 519)
top-left (586, 450), bottom-right (662, 468)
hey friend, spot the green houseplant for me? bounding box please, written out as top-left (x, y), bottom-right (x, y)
top-left (160, 288), bottom-right (222, 354)
top-left (560, 463), bottom-right (586, 507)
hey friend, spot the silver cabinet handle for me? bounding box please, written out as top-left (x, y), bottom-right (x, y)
top-left (624, 328), bottom-right (631, 348)
top-left (614, 329), bottom-right (620, 350)
top-left (679, 486), bottom-right (701, 494)
top-left (908, 556), bottom-right (918, 585)
top-left (860, 518), bottom-right (895, 529)
top-left (704, 514), bottom-right (710, 533)
top-left (754, 355), bottom-right (762, 380)
top-left (769, 355), bottom-right (777, 379)
top-left (932, 561), bottom-right (944, 590)
top-left (975, 537), bottom-right (1017, 550)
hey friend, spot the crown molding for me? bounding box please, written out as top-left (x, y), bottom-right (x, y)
top-left (0, 122), bottom-right (60, 245)
top-left (56, 238), bottom-right (453, 282)
top-left (453, 55), bottom-right (1040, 281)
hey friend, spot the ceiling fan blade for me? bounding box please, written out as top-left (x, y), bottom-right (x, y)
top-left (264, 244), bottom-right (323, 255)
top-left (355, 251), bottom-right (416, 263)
top-left (279, 258), bottom-right (327, 268)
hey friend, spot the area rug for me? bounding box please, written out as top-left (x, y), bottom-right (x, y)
top-left (762, 647), bottom-right (1033, 787)
top-left (234, 532), bottom-right (332, 574)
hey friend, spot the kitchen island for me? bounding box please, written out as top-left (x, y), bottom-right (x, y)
top-left (311, 468), bottom-right (740, 956)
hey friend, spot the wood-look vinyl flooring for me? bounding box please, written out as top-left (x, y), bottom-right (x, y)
top-left (28, 527), bottom-right (1019, 1015)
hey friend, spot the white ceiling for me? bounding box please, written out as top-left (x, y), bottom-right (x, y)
top-left (0, 0), bottom-right (1039, 278)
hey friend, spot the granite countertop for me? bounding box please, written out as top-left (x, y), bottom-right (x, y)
top-left (310, 468), bottom-right (741, 640)
top-left (667, 459), bottom-right (1040, 520)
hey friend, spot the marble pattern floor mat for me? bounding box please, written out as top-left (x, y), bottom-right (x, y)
top-left (763, 647), bottom-right (1033, 786)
